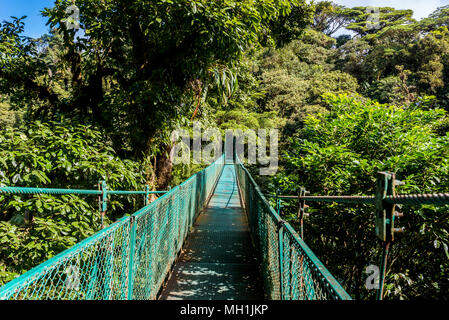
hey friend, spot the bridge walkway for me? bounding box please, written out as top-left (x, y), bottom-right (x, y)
top-left (160, 164), bottom-right (264, 300)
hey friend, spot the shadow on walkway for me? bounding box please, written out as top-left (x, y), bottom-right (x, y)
top-left (160, 165), bottom-right (264, 300)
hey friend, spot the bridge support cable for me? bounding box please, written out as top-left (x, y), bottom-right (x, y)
top-left (0, 185), bottom-right (168, 230)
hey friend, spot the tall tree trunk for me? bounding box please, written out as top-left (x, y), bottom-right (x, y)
top-left (144, 143), bottom-right (173, 204)
top-left (155, 143), bottom-right (173, 190)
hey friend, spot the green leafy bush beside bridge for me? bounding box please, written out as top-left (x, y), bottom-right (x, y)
top-left (0, 121), bottom-right (145, 285)
top-left (273, 93), bottom-right (449, 299)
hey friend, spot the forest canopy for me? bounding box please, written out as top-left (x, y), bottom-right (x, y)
top-left (1, 0), bottom-right (449, 300)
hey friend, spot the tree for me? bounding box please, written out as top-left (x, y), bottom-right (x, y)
top-left (274, 93), bottom-right (449, 299)
top-left (1, 0), bottom-right (311, 189)
top-left (414, 28), bottom-right (449, 94)
top-left (0, 121), bottom-right (146, 285)
top-left (0, 99), bottom-right (22, 129)
top-left (337, 22), bottom-right (449, 107)
top-left (335, 34), bottom-right (352, 47)
top-left (312, 1), bottom-right (352, 36)
top-left (270, 0), bottom-right (315, 47)
top-left (420, 5), bottom-right (449, 31)
top-left (256, 29), bottom-right (358, 138)
top-left (346, 7), bottom-right (415, 37)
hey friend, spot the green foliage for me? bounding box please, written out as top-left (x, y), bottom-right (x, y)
top-left (270, 0), bottom-right (315, 47)
top-left (215, 108), bottom-right (278, 133)
top-left (256, 30), bottom-right (358, 137)
top-left (420, 5), bottom-right (449, 31)
top-left (1, 0), bottom-right (313, 192)
top-left (337, 7), bottom-right (449, 109)
top-left (202, 28), bottom-right (358, 146)
top-left (0, 18), bottom-right (26, 69)
top-left (335, 34), bottom-right (351, 48)
top-left (0, 100), bottom-right (22, 129)
top-left (171, 163), bottom-right (206, 188)
top-left (0, 121), bottom-right (145, 284)
top-left (274, 93), bottom-right (449, 299)
top-left (366, 76), bottom-right (406, 104)
top-left (346, 6), bottom-right (415, 37)
top-left (2, 0), bottom-right (449, 301)
top-left (0, 0), bottom-right (307, 157)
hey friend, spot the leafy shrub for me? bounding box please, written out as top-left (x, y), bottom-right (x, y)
top-left (0, 101), bottom-right (21, 129)
top-left (274, 93), bottom-right (449, 299)
top-left (0, 121), bottom-right (145, 284)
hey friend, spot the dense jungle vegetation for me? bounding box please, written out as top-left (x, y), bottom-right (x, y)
top-left (1, 0), bottom-right (449, 300)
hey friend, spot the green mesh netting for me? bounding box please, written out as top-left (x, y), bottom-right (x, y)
top-left (0, 153), bottom-right (351, 300)
top-left (0, 155), bottom-right (224, 300)
top-left (235, 157), bottom-right (351, 300)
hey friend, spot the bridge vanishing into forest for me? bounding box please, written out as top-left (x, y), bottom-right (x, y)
top-left (0, 152), bottom-right (351, 300)
top-left (1, 150), bottom-right (448, 300)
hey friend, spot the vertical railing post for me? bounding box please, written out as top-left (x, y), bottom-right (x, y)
top-left (375, 172), bottom-right (396, 300)
top-left (99, 180), bottom-right (108, 229)
top-left (94, 180), bottom-right (108, 299)
top-left (144, 185), bottom-right (150, 206)
top-left (377, 241), bottom-right (391, 300)
top-left (233, 136), bottom-right (236, 163)
top-left (297, 187), bottom-right (308, 240)
top-left (278, 220), bottom-right (286, 300)
top-left (275, 189), bottom-right (282, 216)
top-left (103, 236), bottom-right (115, 300)
top-left (127, 216), bottom-right (137, 300)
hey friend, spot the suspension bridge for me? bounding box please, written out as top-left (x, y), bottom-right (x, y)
top-left (1, 151), bottom-right (448, 300)
top-left (0, 152), bottom-right (351, 300)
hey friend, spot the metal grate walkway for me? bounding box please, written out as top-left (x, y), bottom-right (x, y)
top-left (160, 164), bottom-right (264, 300)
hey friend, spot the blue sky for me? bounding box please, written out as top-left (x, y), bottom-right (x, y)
top-left (333, 0), bottom-right (449, 20)
top-left (0, 0), bottom-right (54, 38)
top-left (1, 0), bottom-right (449, 38)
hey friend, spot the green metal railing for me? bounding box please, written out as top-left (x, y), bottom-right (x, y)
top-left (0, 183), bottom-right (168, 229)
top-left (235, 156), bottom-right (352, 300)
top-left (1, 152), bottom-right (355, 300)
top-left (0, 155), bottom-right (224, 300)
top-left (267, 172), bottom-right (449, 300)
